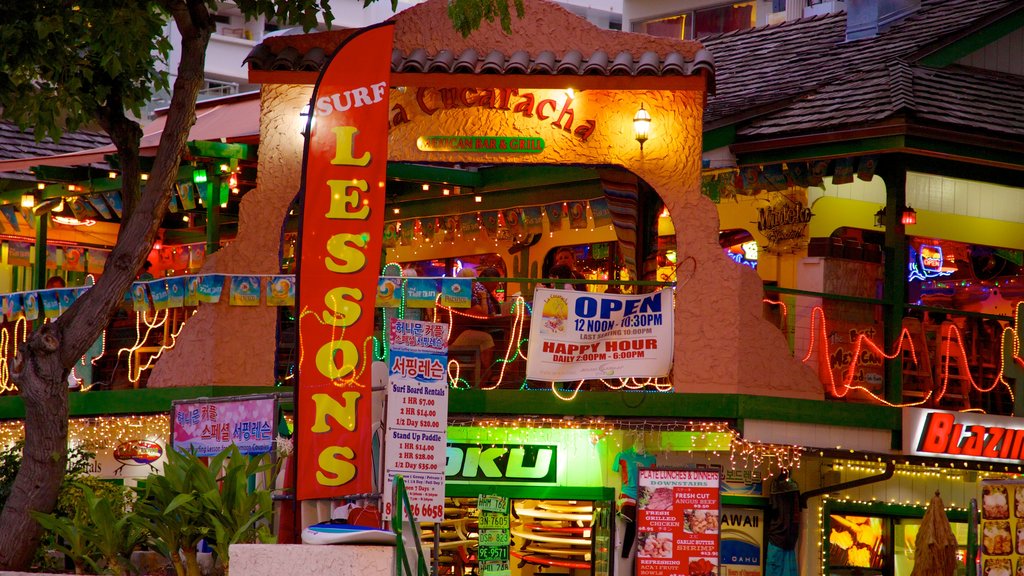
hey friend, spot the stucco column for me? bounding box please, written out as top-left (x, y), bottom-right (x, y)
top-left (149, 85), bottom-right (311, 387)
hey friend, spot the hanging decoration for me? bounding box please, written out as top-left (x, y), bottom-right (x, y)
top-left (589, 198), bottom-right (612, 228)
top-left (459, 213), bottom-right (480, 237)
top-left (522, 206), bottom-right (544, 236)
top-left (383, 222), bottom-right (399, 248)
top-left (503, 207), bottom-right (523, 237)
top-left (566, 201), bottom-right (587, 229)
top-left (0, 205), bottom-right (20, 232)
top-left (832, 157), bottom-right (854, 184)
top-left (266, 275), bottom-right (295, 307)
top-left (7, 242), bottom-right (30, 267)
top-left (228, 275), bottom-right (261, 306)
top-left (544, 203), bottom-right (564, 231)
top-left (89, 249), bottom-right (109, 273)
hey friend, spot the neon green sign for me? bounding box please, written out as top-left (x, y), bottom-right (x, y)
top-left (416, 136), bottom-right (545, 154)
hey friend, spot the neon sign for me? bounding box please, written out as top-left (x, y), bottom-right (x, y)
top-left (908, 244), bottom-right (954, 281)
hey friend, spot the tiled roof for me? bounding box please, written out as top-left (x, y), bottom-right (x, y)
top-left (0, 121), bottom-right (111, 180)
top-left (702, 0), bottom-right (1021, 136)
top-left (246, 0), bottom-right (713, 84)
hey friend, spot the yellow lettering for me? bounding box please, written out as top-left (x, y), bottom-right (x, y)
top-left (316, 446), bottom-right (357, 486)
top-left (331, 126), bottom-right (371, 166)
top-left (310, 391), bottom-right (361, 432)
top-left (325, 233), bottom-right (367, 273)
top-left (323, 287), bottom-right (363, 327)
top-left (325, 179), bottom-right (369, 219)
top-left (315, 337), bottom-right (360, 379)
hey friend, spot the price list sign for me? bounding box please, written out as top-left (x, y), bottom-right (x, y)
top-left (384, 319), bottom-right (449, 522)
top-left (636, 469), bottom-right (721, 576)
top-left (478, 494), bottom-right (511, 576)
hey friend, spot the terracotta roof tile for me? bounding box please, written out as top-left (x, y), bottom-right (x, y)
top-left (246, 0), bottom-right (712, 84)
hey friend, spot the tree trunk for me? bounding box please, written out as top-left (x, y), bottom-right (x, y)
top-left (0, 1), bottom-right (214, 569)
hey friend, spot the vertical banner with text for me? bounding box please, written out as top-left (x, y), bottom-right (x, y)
top-left (383, 318), bottom-right (449, 522)
top-left (295, 22), bottom-right (395, 500)
top-left (637, 468), bottom-right (721, 576)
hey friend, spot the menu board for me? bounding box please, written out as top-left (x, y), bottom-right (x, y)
top-left (980, 479), bottom-right (1024, 576)
top-left (637, 468), bottom-right (721, 576)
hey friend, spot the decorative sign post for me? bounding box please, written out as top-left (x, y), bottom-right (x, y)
top-left (636, 468), bottom-right (721, 576)
top-left (294, 22), bottom-right (395, 500)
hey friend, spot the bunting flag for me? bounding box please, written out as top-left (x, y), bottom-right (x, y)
top-left (88, 249), bottom-right (108, 274)
top-left (459, 213), bottom-right (480, 237)
top-left (189, 245), bottom-right (205, 271)
top-left (399, 220), bottom-right (415, 245)
top-left (856, 155), bottom-right (879, 182)
top-left (149, 279), bottom-right (170, 311)
top-left (0, 205), bottom-right (19, 232)
top-left (166, 277), bottom-right (186, 308)
top-left (439, 277), bottom-right (472, 308)
top-left (786, 162), bottom-right (815, 188)
top-left (406, 277), bottom-right (440, 308)
top-left (197, 274), bottom-right (224, 303)
top-left (376, 276), bottom-right (402, 308)
top-left (832, 157), bottom-right (855, 185)
top-left (439, 215), bottom-right (456, 243)
top-left (45, 245), bottom-right (61, 269)
top-left (739, 166), bottom-right (760, 192)
top-left (176, 182), bottom-right (197, 210)
top-left (3, 294), bottom-right (23, 320)
top-left (759, 164), bottom-right (789, 191)
top-left (130, 283), bottom-right (149, 312)
top-left (86, 194), bottom-right (114, 219)
top-left (24, 292), bottom-right (40, 320)
top-left (7, 242), bottom-right (30, 267)
top-left (421, 217), bottom-right (438, 239)
top-left (544, 203), bottom-right (564, 231)
top-left (102, 191), bottom-right (123, 218)
top-left (567, 201), bottom-right (588, 229)
top-left (64, 247), bottom-right (85, 272)
top-left (228, 275), bottom-right (260, 306)
top-left (522, 206), bottom-right (544, 236)
top-left (184, 276), bottom-right (201, 307)
top-left (40, 290), bottom-right (60, 319)
top-left (383, 222), bottom-right (399, 248)
top-left (590, 198), bottom-right (612, 227)
top-left (503, 207), bottom-right (523, 236)
top-left (66, 196), bottom-right (100, 220)
top-left (810, 159), bottom-right (830, 184)
top-left (480, 211), bottom-right (499, 237)
top-left (266, 275), bottom-right (295, 307)
top-left (59, 288), bottom-right (79, 313)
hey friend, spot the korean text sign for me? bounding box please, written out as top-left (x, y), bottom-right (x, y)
top-left (172, 396), bottom-right (275, 456)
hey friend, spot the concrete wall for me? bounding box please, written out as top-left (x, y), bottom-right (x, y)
top-left (230, 544), bottom-right (394, 576)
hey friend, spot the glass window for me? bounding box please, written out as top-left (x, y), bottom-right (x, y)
top-left (828, 514), bottom-right (888, 574)
top-left (637, 2), bottom-right (755, 40)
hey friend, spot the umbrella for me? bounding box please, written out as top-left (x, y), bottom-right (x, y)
top-left (911, 491), bottom-right (959, 576)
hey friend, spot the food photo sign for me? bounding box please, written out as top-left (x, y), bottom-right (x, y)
top-left (980, 479), bottom-right (1024, 576)
top-left (636, 468), bottom-right (721, 576)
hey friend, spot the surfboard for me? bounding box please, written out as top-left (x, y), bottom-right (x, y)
top-left (514, 505), bottom-right (592, 522)
top-left (511, 528), bottom-right (591, 546)
top-left (524, 544), bottom-right (592, 558)
top-left (511, 550), bottom-right (591, 569)
top-left (536, 502), bottom-right (593, 513)
top-left (524, 523), bottom-right (591, 535)
top-left (302, 522), bottom-right (398, 545)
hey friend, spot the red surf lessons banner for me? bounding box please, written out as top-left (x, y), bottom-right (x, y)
top-left (296, 23), bottom-right (394, 501)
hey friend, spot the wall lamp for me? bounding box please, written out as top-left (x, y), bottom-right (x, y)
top-left (874, 205), bottom-right (917, 227)
top-left (633, 103), bottom-right (651, 151)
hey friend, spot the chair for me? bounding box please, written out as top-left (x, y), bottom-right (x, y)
top-left (901, 317), bottom-right (935, 405)
top-left (448, 346), bottom-right (483, 387)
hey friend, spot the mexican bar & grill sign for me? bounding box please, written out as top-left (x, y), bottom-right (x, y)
top-left (295, 23), bottom-right (394, 500)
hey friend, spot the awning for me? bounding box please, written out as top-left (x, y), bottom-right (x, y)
top-left (0, 93), bottom-right (261, 174)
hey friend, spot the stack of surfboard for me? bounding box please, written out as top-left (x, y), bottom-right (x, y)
top-left (420, 499), bottom-right (479, 567)
top-left (511, 500), bottom-right (594, 571)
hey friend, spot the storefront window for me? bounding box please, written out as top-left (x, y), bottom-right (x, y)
top-left (828, 514), bottom-right (887, 575)
top-left (544, 243), bottom-right (624, 293)
top-left (894, 519), bottom-right (969, 576)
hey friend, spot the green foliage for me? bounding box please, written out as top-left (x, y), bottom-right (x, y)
top-left (0, 0), bottom-right (334, 143)
top-left (33, 482), bottom-right (139, 575)
top-left (133, 445), bottom-right (277, 576)
top-left (445, 0), bottom-right (525, 36)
